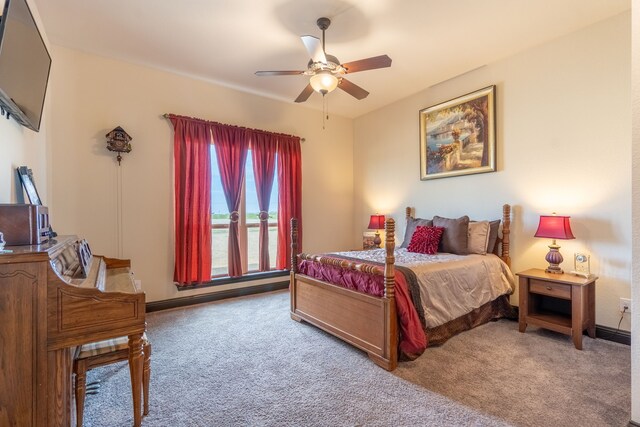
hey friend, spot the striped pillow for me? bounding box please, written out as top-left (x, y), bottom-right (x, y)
top-left (77, 332), bottom-right (149, 359)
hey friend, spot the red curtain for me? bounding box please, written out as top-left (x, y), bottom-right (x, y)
top-left (276, 136), bottom-right (302, 270)
top-left (170, 116), bottom-right (212, 285)
top-left (250, 132), bottom-right (277, 271)
top-left (211, 124), bottom-right (248, 277)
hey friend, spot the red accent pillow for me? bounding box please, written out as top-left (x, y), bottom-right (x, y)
top-left (407, 226), bottom-right (444, 255)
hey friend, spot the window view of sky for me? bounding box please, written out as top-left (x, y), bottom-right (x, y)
top-left (211, 148), bottom-right (278, 215)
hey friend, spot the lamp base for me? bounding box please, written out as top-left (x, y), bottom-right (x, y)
top-left (373, 232), bottom-right (382, 248)
top-left (545, 265), bottom-right (564, 274)
top-left (544, 243), bottom-right (564, 274)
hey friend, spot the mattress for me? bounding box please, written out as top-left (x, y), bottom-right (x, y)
top-left (333, 248), bottom-right (515, 328)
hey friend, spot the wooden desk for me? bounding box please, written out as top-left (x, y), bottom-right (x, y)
top-left (517, 268), bottom-right (597, 350)
top-left (0, 236), bottom-right (145, 426)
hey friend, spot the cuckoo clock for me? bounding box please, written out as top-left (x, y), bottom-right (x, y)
top-left (105, 126), bottom-right (132, 165)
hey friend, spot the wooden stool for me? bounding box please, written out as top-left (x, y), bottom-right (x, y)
top-left (74, 333), bottom-right (151, 427)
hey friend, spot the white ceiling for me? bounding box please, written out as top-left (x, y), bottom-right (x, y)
top-left (33, 0), bottom-right (629, 118)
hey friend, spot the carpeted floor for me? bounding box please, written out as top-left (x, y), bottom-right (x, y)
top-left (82, 290), bottom-right (630, 427)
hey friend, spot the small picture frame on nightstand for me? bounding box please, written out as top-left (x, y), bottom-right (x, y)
top-left (362, 232), bottom-right (377, 250)
top-left (570, 252), bottom-right (593, 279)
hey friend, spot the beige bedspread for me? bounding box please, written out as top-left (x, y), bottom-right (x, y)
top-left (333, 248), bottom-right (515, 328)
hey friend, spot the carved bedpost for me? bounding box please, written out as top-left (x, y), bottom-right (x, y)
top-left (502, 204), bottom-right (511, 268)
top-left (384, 217), bottom-right (398, 370)
top-left (289, 217), bottom-right (301, 322)
top-left (384, 218), bottom-right (395, 299)
top-left (405, 206), bottom-right (412, 220)
top-left (290, 218), bottom-right (298, 274)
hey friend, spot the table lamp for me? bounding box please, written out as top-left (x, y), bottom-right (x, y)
top-left (534, 214), bottom-right (575, 274)
top-left (367, 214), bottom-right (386, 248)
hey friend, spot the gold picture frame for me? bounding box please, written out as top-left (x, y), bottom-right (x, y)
top-left (419, 86), bottom-right (496, 180)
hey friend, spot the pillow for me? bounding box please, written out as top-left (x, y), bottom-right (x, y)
top-left (400, 217), bottom-right (433, 248)
top-left (468, 221), bottom-right (490, 255)
top-left (432, 215), bottom-right (470, 255)
top-left (486, 220), bottom-right (501, 254)
top-left (407, 226), bottom-right (444, 254)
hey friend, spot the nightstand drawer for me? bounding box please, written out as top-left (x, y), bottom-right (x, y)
top-left (529, 279), bottom-right (571, 299)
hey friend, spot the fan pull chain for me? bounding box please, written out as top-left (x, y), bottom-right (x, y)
top-left (321, 93), bottom-right (330, 129)
top-left (322, 93), bottom-right (326, 129)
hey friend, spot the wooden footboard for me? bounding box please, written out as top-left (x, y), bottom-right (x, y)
top-left (289, 217), bottom-right (398, 370)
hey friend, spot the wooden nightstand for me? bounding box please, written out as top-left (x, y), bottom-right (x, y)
top-left (516, 268), bottom-right (597, 350)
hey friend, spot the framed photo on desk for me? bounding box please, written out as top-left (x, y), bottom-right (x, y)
top-left (17, 166), bottom-right (42, 205)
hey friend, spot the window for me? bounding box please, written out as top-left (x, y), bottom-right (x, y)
top-left (170, 115), bottom-right (301, 287)
top-left (211, 147), bottom-right (278, 277)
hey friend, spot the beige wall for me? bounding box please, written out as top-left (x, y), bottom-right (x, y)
top-left (46, 46), bottom-right (354, 302)
top-left (0, 0), bottom-right (49, 205)
top-left (631, 0), bottom-right (639, 422)
top-left (353, 13), bottom-right (631, 330)
top-left (0, 113), bottom-right (48, 203)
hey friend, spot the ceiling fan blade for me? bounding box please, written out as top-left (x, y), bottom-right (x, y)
top-left (255, 70), bottom-right (305, 76)
top-left (341, 55), bottom-right (392, 74)
top-left (294, 84), bottom-right (314, 103)
top-left (301, 35), bottom-right (327, 64)
top-left (338, 78), bottom-right (369, 100)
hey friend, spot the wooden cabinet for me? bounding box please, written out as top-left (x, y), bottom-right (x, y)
top-left (517, 268), bottom-right (597, 350)
top-left (0, 255), bottom-right (49, 426)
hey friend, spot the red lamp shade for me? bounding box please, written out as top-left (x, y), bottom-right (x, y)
top-left (367, 214), bottom-right (386, 230)
top-left (534, 215), bottom-right (575, 240)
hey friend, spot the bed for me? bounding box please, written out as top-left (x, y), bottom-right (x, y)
top-left (289, 204), bottom-right (514, 371)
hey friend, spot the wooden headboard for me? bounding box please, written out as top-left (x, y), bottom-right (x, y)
top-left (404, 204), bottom-right (511, 268)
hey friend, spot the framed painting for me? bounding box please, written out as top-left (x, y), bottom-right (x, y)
top-left (419, 85), bottom-right (496, 180)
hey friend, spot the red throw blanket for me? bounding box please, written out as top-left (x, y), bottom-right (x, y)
top-left (297, 258), bottom-right (427, 359)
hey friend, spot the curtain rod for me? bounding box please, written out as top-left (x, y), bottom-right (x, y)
top-left (162, 113), bottom-right (305, 142)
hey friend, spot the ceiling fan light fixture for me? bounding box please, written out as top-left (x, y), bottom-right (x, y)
top-left (310, 71), bottom-right (338, 94)
top-left (255, 16), bottom-right (391, 104)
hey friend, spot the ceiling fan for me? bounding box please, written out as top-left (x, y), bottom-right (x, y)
top-left (255, 17), bottom-right (392, 103)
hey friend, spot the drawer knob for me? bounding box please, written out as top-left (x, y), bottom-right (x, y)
top-left (546, 286), bottom-right (552, 290)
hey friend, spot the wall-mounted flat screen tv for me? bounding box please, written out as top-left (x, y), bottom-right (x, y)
top-left (0, 0), bottom-right (51, 132)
